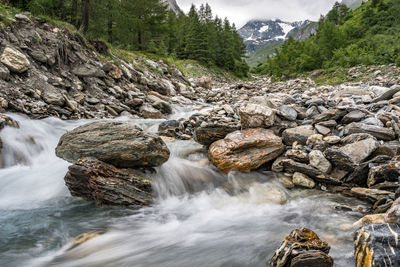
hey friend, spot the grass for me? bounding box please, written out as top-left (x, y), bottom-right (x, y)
top-left (309, 67), bottom-right (365, 85)
top-left (0, 4), bottom-right (21, 26)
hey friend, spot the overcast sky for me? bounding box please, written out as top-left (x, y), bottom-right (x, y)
top-left (176, 0), bottom-right (339, 27)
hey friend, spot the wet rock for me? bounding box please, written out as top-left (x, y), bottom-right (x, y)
top-left (158, 120), bottom-right (180, 137)
top-left (0, 114), bottom-right (19, 129)
top-left (344, 155), bottom-right (391, 186)
top-left (208, 128), bottom-right (284, 173)
top-left (56, 121), bottom-right (170, 168)
top-left (344, 122), bottom-right (396, 141)
top-left (152, 100), bottom-right (172, 114)
top-left (239, 103), bottom-right (276, 128)
top-left (385, 197), bottom-right (400, 224)
top-left (354, 223), bottom-right (400, 267)
top-left (140, 104), bottom-right (163, 119)
top-left (282, 159), bottom-right (321, 178)
top-left (64, 157), bottom-right (152, 206)
top-left (278, 174), bottom-right (294, 189)
top-left (282, 125), bottom-right (315, 145)
top-left (325, 138), bottom-right (379, 171)
top-left (279, 105), bottom-right (297, 121)
top-left (351, 188), bottom-right (394, 203)
top-left (0, 47), bottom-right (30, 73)
top-left (269, 228), bottom-right (333, 267)
top-left (293, 172), bottom-right (315, 188)
top-left (341, 110), bottom-right (365, 124)
top-left (309, 150), bottom-right (332, 174)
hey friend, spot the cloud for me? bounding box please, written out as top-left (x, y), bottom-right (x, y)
top-left (176, 0), bottom-right (338, 27)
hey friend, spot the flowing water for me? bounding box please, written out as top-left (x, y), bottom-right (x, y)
top-left (0, 110), bottom-right (364, 267)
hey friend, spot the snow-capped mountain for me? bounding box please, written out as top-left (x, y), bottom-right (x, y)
top-left (238, 20), bottom-right (312, 54)
top-left (162, 0), bottom-right (181, 14)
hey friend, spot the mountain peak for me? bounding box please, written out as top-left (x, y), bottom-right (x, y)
top-left (162, 0), bottom-right (181, 14)
top-left (238, 19), bottom-right (312, 53)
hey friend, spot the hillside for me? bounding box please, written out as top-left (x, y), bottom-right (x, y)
top-left (254, 0), bottom-right (400, 78)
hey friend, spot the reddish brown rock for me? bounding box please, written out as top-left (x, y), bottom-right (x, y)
top-left (208, 128), bottom-right (284, 173)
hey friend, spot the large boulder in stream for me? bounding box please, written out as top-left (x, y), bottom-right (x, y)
top-left (64, 157), bottom-right (152, 206)
top-left (56, 121), bottom-right (170, 168)
top-left (208, 128), bottom-right (284, 173)
top-left (354, 223), bottom-right (400, 267)
top-left (269, 228), bottom-right (333, 267)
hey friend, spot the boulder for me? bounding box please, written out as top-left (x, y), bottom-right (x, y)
top-left (309, 150), bottom-right (332, 173)
top-left (282, 125), bottom-right (315, 145)
top-left (208, 128), bottom-right (284, 173)
top-left (351, 188), bottom-right (394, 203)
top-left (194, 122), bottom-right (240, 146)
top-left (371, 85), bottom-right (400, 103)
top-left (292, 172), bottom-right (315, 188)
top-left (196, 76), bottom-right (211, 89)
top-left (344, 122), bottom-right (396, 141)
top-left (325, 138), bottom-right (379, 171)
top-left (158, 120), bottom-right (180, 137)
top-left (341, 110), bottom-right (365, 124)
top-left (279, 105), bottom-right (297, 121)
top-left (269, 228), bottom-right (333, 267)
top-left (140, 104), bottom-right (163, 119)
top-left (56, 121), bottom-right (170, 168)
top-left (385, 197), bottom-right (400, 224)
top-left (239, 103), bottom-right (276, 129)
top-left (354, 223), bottom-right (400, 267)
top-left (30, 78), bottom-right (65, 106)
top-left (0, 47), bottom-right (30, 73)
top-left (64, 157), bottom-right (152, 206)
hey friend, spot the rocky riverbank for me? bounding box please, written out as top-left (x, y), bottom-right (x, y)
top-left (2, 12), bottom-right (400, 267)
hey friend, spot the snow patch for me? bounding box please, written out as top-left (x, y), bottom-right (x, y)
top-left (278, 22), bottom-right (295, 37)
top-left (259, 25), bottom-right (270, 33)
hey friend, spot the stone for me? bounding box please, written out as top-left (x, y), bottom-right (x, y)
top-left (158, 120), bottom-right (180, 137)
top-left (140, 104), bottom-right (163, 119)
top-left (56, 121), bottom-right (170, 168)
top-left (196, 76), bottom-right (212, 89)
top-left (64, 157), bottom-right (152, 206)
top-left (362, 117), bottom-right (384, 127)
top-left (313, 109), bottom-right (346, 124)
top-left (323, 136), bottom-right (341, 145)
top-left (344, 122), bottom-right (395, 141)
top-left (282, 125), bottom-right (315, 145)
top-left (194, 122), bottom-right (240, 146)
top-left (325, 138), bottom-right (379, 171)
top-left (279, 105), bottom-right (297, 121)
top-left (367, 160), bottom-right (400, 187)
top-left (0, 63), bottom-right (10, 80)
top-left (30, 78), bottom-right (65, 106)
top-left (293, 172), bottom-right (315, 188)
top-left (239, 103), bottom-right (276, 128)
top-left (72, 64), bottom-right (105, 78)
top-left (341, 110), bottom-right (365, 124)
top-left (371, 85), bottom-right (400, 103)
top-left (315, 124), bottom-right (331, 135)
top-left (269, 228), bottom-right (333, 267)
top-left (0, 47), bottom-right (30, 73)
top-left (208, 128), bottom-right (284, 173)
top-left (351, 188), bottom-right (394, 203)
top-left (152, 101), bottom-right (172, 115)
top-left (341, 133), bottom-right (374, 145)
top-left (278, 174), bottom-right (294, 189)
top-left (385, 197), bottom-right (400, 224)
top-left (285, 149), bottom-right (309, 163)
top-left (354, 223), bottom-right (400, 267)
top-left (309, 150), bottom-right (332, 173)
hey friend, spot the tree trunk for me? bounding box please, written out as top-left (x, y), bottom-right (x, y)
top-left (138, 30), bottom-right (142, 50)
top-left (58, 0), bottom-right (66, 20)
top-left (80, 0), bottom-right (90, 34)
top-left (71, 0), bottom-right (78, 27)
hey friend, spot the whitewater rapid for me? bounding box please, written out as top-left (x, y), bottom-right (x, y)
top-left (0, 112), bottom-right (363, 267)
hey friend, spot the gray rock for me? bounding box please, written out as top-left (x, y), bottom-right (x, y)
top-left (293, 172), bottom-right (315, 188)
top-left (344, 122), bottom-right (396, 141)
top-left (0, 47), bottom-right (30, 73)
top-left (371, 85), bottom-right (400, 103)
top-left (361, 117), bottom-right (384, 127)
top-left (64, 157), bottom-right (152, 206)
top-left (315, 124), bottom-right (331, 135)
top-left (140, 104), bottom-right (163, 119)
top-left (309, 150), bottom-right (332, 173)
top-left (0, 63), bottom-right (10, 81)
top-left (30, 78), bottom-right (65, 106)
top-left (282, 125), bottom-right (315, 145)
top-left (239, 102), bottom-right (276, 128)
top-left (279, 105), bottom-right (297, 121)
top-left (325, 138), bottom-right (378, 171)
top-left (56, 121), bottom-right (170, 168)
top-left (341, 110), bottom-right (365, 124)
top-left (29, 50), bottom-right (47, 63)
top-left (341, 133), bottom-right (374, 145)
top-left (72, 64), bottom-right (105, 77)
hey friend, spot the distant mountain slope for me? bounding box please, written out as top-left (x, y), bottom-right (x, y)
top-left (342, 0), bottom-right (367, 9)
top-left (162, 0), bottom-right (181, 14)
top-left (238, 19), bottom-right (312, 54)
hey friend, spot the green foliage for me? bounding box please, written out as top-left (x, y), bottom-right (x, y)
top-left (4, 0), bottom-right (248, 77)
top-left (254, 0), bottom-right (400, 78)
